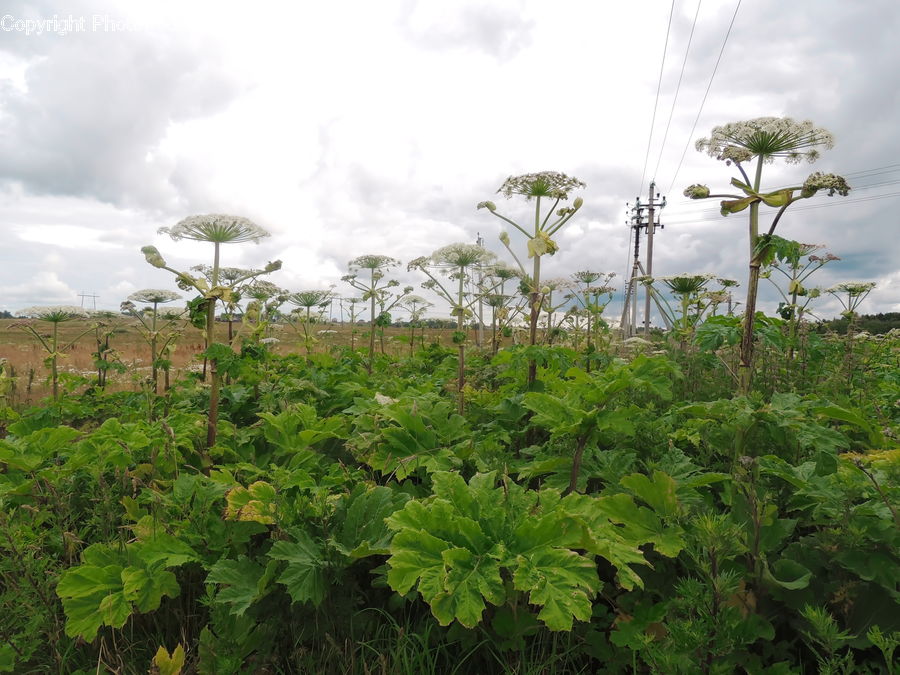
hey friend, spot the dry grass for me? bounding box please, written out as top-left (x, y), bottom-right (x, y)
top-left (0, 318), bottom-right (485, 406)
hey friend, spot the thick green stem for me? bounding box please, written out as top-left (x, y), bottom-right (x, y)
top-left (457, 267), bottom-right (466, 415)
top-left (527, 197), bottom-right (541, 386)
top-left (51, 322), bottom-right (59, 401)
top-left (367, 268), bottom-right (376, 374)
top-left (150, 301), bottom-right (159, 394)
top-left (206, 242), bottom-right (221, 451)
top-left (738, 158), bottom-right (766, 396)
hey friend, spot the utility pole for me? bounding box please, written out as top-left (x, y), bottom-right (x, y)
top-left (620, 202), bottom-right (645, 338)
top-left (78, 291), bottom-right (99, 310)
top-left (620, 182), bottom-right (667, 337)
top-left (643, 182), bottom-right (666, 334)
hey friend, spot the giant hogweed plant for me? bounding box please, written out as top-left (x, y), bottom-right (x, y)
top-left (565, 270), bottom-right (616, 372)
top-left (287, 289), bottom-right (335, 356)
top-left (684, 117), bottom-right (850, 394)
top-left (343, 255), bottom-right (411, 373)
top-left (761, 238), bottom-right (840, 374)
top-left (142, 214), bottom-right (281, 449)
top-left (478, 171), bottom-right (585, 386)
top-left (408, 243), bottom-right (497, 415)
top-left (13, 305), bottom-right (91, 401)
top-left (120, 289), bottom-right (184, 394)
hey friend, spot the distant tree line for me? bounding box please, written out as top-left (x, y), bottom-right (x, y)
top-left (814, 312), bottom-right (900, 335)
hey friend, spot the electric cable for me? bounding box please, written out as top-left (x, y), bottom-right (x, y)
top-left (665, 0), bottom-right (742, 195)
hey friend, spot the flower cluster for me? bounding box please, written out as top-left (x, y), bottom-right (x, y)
top-left (159, 214), bottom-right (270, 244)
top-left (801, 172), bottom-right (851, 197)
top-left (431, 243), bottom-right (494, 268)
top-left (827, 282), bottom-right (876, 295)
top-left (497, 172), bottom-right (585, 200)
top-left (127, 289), bottom-right (182, 304)
top-left (696, 117), bottom-right (834, 165)
top-left (16, 305), bottom-right (90, 322)
top-left (808, 253), bottom-right (841, 263)
top-left (683, 184), bottom-right (711, 199)
top-left (348, 255), bottom-right (400, 271)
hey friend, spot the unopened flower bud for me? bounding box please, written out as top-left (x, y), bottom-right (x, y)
top-left (477, 200), bottom-right (497, 211)
top-left (573, 196), bottom-right (583, 209)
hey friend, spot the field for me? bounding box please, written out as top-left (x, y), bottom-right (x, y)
top-left (1, 309), bottom-right (897, 674)
top-left (0, 318), bottom-right (479, 405)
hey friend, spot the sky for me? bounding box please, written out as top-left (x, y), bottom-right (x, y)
top-left (1, 0), bottom-right (898, 324)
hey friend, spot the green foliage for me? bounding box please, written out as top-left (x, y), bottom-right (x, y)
top-left (0, 325), bottom-right (896, 672)
top-left (386, 471), bottom-right (683, 631)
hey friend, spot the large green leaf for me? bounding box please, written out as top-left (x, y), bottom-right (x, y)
top-left (268, 532), bottom-right (327, 606)
top-left (206, 556), bottom-right (266, 616)
top-left (512, 547), bottom-right (598, 631)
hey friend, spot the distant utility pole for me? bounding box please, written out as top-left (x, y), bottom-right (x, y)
top-left (620, 182), bottom-right (667, 337)
top-left (78, 291), bottom-right (99, 310)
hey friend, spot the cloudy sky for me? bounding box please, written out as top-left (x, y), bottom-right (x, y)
top-left (1, 0), bottom-right (898, 323)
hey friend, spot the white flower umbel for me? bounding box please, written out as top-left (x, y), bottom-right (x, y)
top-left (16, 305), bottom-right (90, 322)
top-left (695, 117), bottom-right (834, 165)
top-left (127, 289), bottom-right (182, 305)
top-left (158, 214), bottom-right (270, 244)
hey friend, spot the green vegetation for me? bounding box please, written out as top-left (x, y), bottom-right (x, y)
top-left (0, 311), bottom-right (896, 673)
top-left (0, 156), bottom-right (896, 672)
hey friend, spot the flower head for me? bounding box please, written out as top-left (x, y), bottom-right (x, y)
top-left (349, 255), bottom-right (400, 271)
top-left (141, 245), bottom-right (167, 268)
top-left (657, 274), bottom-right (714, 295)
top-left (431, 243), bottom-right (495, 268)
top-left (696, 117), bottom-right (834, 165)
top-left (801, 172), bottom-right (851, 198)
top-left (127, 289), bottom-right (182, 304)
top-left (16, 305), bottom-right (90, 322)
top-left (289, 290), bottom-right (334, 308)
top-left (683, 184), bottom-right (710, 199)
top-left (497, 171), bottom-right (585, 200)
top-left (159, 214), bottom-right (270, 244)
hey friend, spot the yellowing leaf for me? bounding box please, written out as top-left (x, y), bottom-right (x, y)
top-left (152, 644), bottom-right (186, 675)
top-left (526, 232), bottom-right (559, 258)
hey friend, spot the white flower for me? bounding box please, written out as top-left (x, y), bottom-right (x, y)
top-left (696, 117), bottom-right (834, 165)
top-left (16, 305), bottom-right (90, 322)
top-left (374, 393), bottom-right (398, 405)
top-left (159, 214), bottom-right (270, 244)
top-left (497, 172), bottom-right (585, 200)
top-left (801, 172), bottom-right (851, 198)
top-left (127, 289), bottom-right (182, 304)
top-left (431, 243), bottom-right (495, 268)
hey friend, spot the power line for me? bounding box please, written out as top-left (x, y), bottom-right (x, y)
top-left (663, 178), bottom-right (900, 218)
top-left (652, 0), bottom-right (703, 183)
top-left (664, 191), bottom-right (900, 225)
top-left (665, 0), bottom-right (742, 195)
top-left (637, 0), bottom-right (676, 195)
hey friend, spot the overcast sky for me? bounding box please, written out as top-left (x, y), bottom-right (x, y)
top-left (1, 0), bottom-right (898, 323)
